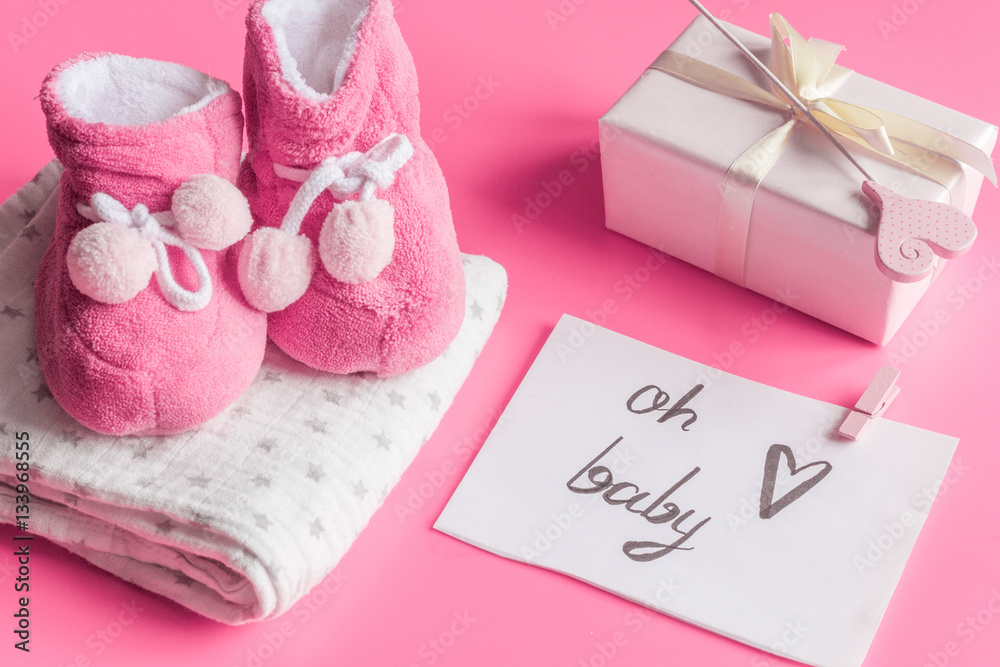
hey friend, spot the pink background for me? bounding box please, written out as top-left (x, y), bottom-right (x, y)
top-left (1, 0), bottom-right (998, 665)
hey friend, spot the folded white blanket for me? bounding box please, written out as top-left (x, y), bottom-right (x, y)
top-left (0, 160), bottom-right (507, 624)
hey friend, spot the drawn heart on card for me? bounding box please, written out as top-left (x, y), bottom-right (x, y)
top-left (862, 180), bottom-right (977, 283)
top-left (758, 444), bottom-right (833, 520)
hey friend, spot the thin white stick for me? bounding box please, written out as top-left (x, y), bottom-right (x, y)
top-left (687, 0), bottom-right (878, 183)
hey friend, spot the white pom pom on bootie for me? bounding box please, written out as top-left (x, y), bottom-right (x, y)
top-left (319, 199), bottom-right (395, 284)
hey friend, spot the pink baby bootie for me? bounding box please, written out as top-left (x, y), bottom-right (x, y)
top-left (35, 53), bottom-right (268, 435)
top-left (238, 0), bottom-right (466, 376)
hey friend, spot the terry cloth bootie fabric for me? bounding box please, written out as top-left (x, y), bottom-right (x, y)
top-left (36, 53), bottom-right (268, 435)
top-left (0, 162), bottom-right (508, 624)
top-left (238, 0), bottom-right (466, 376)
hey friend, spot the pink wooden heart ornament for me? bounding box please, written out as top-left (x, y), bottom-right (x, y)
top-left (863, 180), bottom-right (977, 283)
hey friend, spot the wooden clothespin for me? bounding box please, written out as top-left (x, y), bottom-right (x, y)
top-left (838, 366), bottom-right (901, 440)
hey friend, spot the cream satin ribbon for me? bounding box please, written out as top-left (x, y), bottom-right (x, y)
top-left (649, 13), bottom-right (997, 286)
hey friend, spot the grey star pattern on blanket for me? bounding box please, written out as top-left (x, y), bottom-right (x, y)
top-left (0, 160), bottom-right (509, 626)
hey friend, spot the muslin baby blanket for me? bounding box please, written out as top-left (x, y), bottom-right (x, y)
top-left (0, 161), bottom-right (507, 624)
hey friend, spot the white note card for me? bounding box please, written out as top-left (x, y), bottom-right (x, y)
top-left (436, 315), bottom-right (958, 667)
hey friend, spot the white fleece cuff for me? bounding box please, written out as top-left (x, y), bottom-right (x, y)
top-left (261, 0), bottom-right (369, 100)
top-left (56, 54), bottom-right (229, 126)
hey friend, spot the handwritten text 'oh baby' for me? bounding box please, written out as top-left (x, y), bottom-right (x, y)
top-left (566, 383), bottom-right (711, 563)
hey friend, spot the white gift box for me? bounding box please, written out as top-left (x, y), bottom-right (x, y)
top-left (599, 14), bottom-right (997, 344)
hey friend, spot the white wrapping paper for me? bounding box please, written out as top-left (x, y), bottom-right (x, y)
top-left (600, 15), bottom-right (997, 344)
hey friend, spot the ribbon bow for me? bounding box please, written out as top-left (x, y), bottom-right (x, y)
top-left (273, 133), bottom-right (414, 235)
top-left (69, 174), bottom-right (251, 311)
top-left (650, 13), bottom-right (997, 285)
top-left (75, 194), bottom-right (213, 311)
top-left (237, 133), bottom-right (414, 313)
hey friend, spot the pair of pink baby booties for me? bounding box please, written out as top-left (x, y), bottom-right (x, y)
top-left (35, 0), bottom-right (465, 436)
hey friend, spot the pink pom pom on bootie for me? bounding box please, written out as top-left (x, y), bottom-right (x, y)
top-left (319, 199), bottom-right (395, 284)
top-left (172, 174), bottom-right (254, 251)
top-left (66, 222), bottom-right (158, 305)
top-left (238, 226), bottom-right (316, 312)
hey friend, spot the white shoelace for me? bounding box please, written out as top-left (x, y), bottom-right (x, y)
top-left (272, 133), bottom-right (414, 237)
top-left (77, 193), bottom-right (212, 311)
